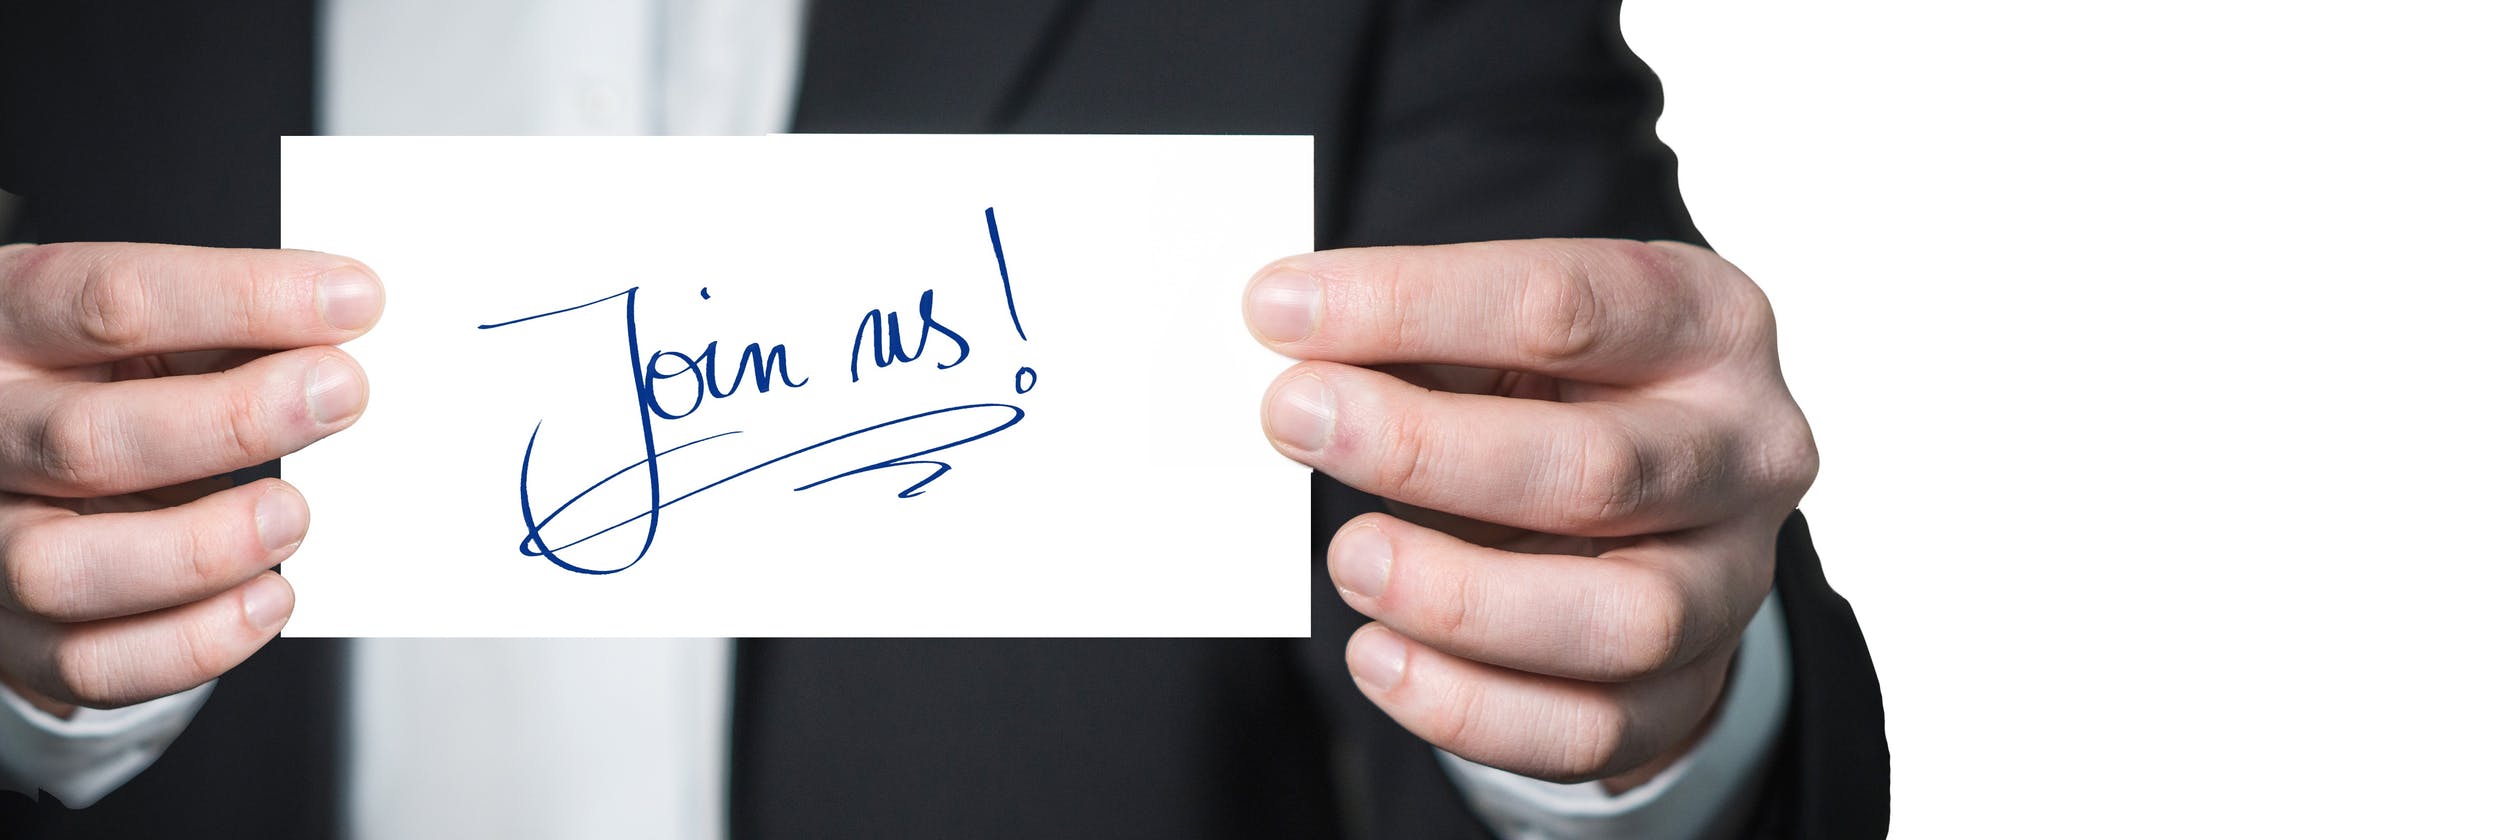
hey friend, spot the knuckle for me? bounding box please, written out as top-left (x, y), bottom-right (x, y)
top-left (1705, 257), bottom-right (1780, 356)
top-left (0, 553), bottom-right (30, 619)
top-left (1513, 258), bottom-right (1604, 364)
top-left (32, 398), bottom-right (115, 489)
top-left (1426, 674), bottom-right (1483, 751)
top-left (1372, 261), bottom-right (1431, 355)
top-left (179, 516), bottom-right (229, 592)
top-left (2, 521), bottom-right (86, 621)
top-left (74, 257), bottom-right (153, 353)
top-left (48, 634), bottom-right (125, 708)
top-left (173, 618), bottom-right (230, 689)
top-left (1611, 237), bottom-right (1679, 270)
top-left (1590, 572), bottom-right (1686, 680)
top-left (1423, 561), bottom-right (1476, 643)
top-left (1556, 699), bottom-right (1634, 780)
top-left (1567, 427), bottom-right (1648, 526)
top-left (1761, 416), bottom-right (1822, 498)
top-left (1647, 242), bottom-right (1776, 363)
top-left (0, 242), bottom-right (69, 289)
top-left (1369, 405), bottom-right (1437, 497)
top-left (1729, 267), bottom-right (1780, 334)
top-left (216, 376), bottom-right (275, 463)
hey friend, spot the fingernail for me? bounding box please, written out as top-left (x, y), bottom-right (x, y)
top-left (1349, 626), bottom-right (1407, 691)
top-left (241, 575), bottom-right (293, 633)
top-left (318, 267), bottom-right (383, 330)
top-left (254, 484), bottom-right (308, 552)
top-left (1266, 375), bottom-right (1335, 453)
top-left (1246, 270), bottom-right (1321, 342)
top-left (1331, 526), bottom-right (1392, 600)
top-left (304, 356), bottom-right (364, 425)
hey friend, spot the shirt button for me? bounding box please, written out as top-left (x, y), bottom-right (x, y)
top-left (578, 82), bottom-right (620, 129)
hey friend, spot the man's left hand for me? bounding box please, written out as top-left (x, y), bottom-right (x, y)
top-left (1244, 239), bottom-right (1817, 789)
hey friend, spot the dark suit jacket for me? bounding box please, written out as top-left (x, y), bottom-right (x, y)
top-left (0, 1), bottom-right (1890, 837)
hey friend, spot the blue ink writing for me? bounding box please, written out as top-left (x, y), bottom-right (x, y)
top-left (850, 289), bottom-right (969, 382)
top-left (478, 210), bottom-right (1033, 575)
top-left (987, 207), bottom-right (1039, 398)
top-left (987, 207), bottom-right (1027, 341)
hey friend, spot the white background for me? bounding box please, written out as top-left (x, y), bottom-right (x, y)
top-left (1624, 2), bottom-right (2518, 835)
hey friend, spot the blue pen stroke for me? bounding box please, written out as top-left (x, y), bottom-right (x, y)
top-left (986, 206), bottom-right (1027, 342)
top-left (481, 275), bottom-right (1025, 576)
top-left (512, 402), bottom-right (1023, 575)
top-left (474, 208), bottom-right (1038, 576)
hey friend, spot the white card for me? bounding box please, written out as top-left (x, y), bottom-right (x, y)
top-left (278, 135), bottom-right (1313, 637)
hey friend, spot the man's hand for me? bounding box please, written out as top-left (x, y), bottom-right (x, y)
top-left (1245, 239), bottom-right (1815, 788)
top-left (0, 243), bottom-right (379, 717)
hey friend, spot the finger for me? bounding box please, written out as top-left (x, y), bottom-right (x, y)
top-left (1262, 361), bottom-right (1732, 535)
top-left (1328, 513), bottom-right (1751, 681)
top-left (0, 242), bottom-right (383, 367)
top-left (0, 347), bottom-right (368, 496)
top-left (0, 479), bottom-right (308, 623)
top-left (0, 570), bottom-right (292, 710)
top-left (1245, 239), bottom-right (1755, 384)
top-left (1344, 622), bottom-right (1731, 783)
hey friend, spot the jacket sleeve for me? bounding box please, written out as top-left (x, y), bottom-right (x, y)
top-left (1293, 3), bottom-right (1889, 839)
top-left (1319, 0), bottom-right (1705, 252)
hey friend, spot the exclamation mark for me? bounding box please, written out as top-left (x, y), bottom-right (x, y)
top-left (987, 207), bottom-right (1038, 394)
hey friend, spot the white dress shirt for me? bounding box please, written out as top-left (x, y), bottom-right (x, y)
top-left (0, 3), bottom-right (1789, 837)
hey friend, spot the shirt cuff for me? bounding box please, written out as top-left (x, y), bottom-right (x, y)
top-left (0, 679), bottom-right (215, 808)
top-left (1438, 589), bottom-right (1791, 840)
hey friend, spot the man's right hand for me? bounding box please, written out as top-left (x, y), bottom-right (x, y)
top-left (0, 243), bottom-right (379, 718)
